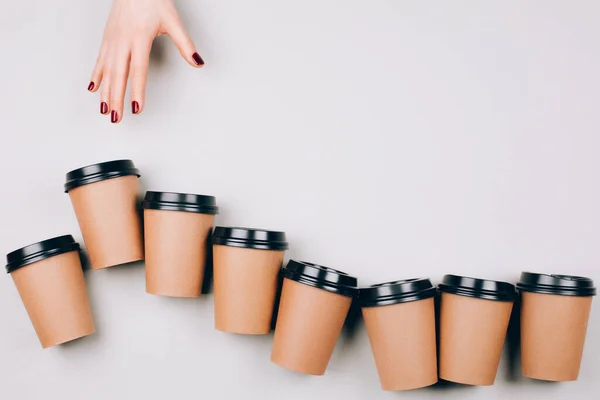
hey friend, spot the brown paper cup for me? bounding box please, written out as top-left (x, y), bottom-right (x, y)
top-left (362, 297), bottom-right (437, 390)
top-left (142, 191), bottom-right (219, 297)
top-left (213, 245), bottom-right (285, 334)
top-left (520, 292), bottom-right (592, 381)
top-left (6, 236), bottom-right (95, 349)
top-left (517, 272), bottom-right (596, 382)
top-left (212, 227), bottom-right (288, 334)
top-left (144, 209), bottom-right (215, 297)
top-left (439, 292), bottom-right (513, 385)
top-left (270, 260), bottom-right (357, 375)
top-left (68, 175), bottom-right (143, 269)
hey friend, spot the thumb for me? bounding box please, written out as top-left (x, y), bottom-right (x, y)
top-left (163, 12), bottom-right (204, 68)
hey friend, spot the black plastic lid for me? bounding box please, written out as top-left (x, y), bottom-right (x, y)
top-left (283, 260), bottom-right (358, 297)
top-left (359, 278), bottom-right (436, 307)
top-left (142, 191), bottom-right (219, 214)
top-left (212, 227), bottom-right (288, 251)
top-left (6, 235), bottom-right (81, 274)
top-left (438, 274), bottom-right (517, 302)
top-left (517, 272), bottom-right (596, 297)
top-left (64, 159), bottom-right (140, 192)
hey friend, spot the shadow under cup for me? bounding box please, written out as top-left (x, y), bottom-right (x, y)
top-left (212, 227), bottom-right (288, 334)
top-left (517, 272), bottom-right (596, 382)
top-left (438, 275), bottom-right (516, 386)
top-left (270, 260), bottom-right (358, 375)
top-left (6, 235), bottom-right (95, 349)
top-left (359, 278), bottom-right (438, 391)
top-left (142, 191), bottom-right (219, 297)
top-left (65, 159), bottom-right (144, 270)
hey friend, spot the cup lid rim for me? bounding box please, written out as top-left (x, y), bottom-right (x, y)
top-left (517, 271), bottom-right (596, 296)
top-left (438, 274), bottom-right (517, 302)
top-left (142, 191), bottom-right (218, 214)
top-left (283, 259), bottom-right (358, 297)
top-left (359, 278), bottom-right (436, 307)
top-left (64, 159), bottom-right (140, 192)
top-left (6, 235), bottom-right (80, 273)
top-left (212, 226), bottom-right (288, 250)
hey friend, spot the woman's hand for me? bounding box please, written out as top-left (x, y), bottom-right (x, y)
top-left (88, 0), bottom-right (203, 123)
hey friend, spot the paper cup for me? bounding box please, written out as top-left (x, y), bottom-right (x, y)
top-left (438, 275), bottom-right (516, 386)
top-left (271, 260), bottom-right (357, 375)
top-left (6, 235), bottom-right (96, 348)
top-left (359, 278), bottom-right (438, 391)
top-left (212, 227), bottom-right (288, 334)
top-left (143, 191), bottom-right (218, 297)
top-left (65, 159), bottom-right (143, 270)
top-left (517, 272), bottom-right (596, 381)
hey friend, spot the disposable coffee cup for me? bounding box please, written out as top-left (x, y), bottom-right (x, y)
top-left (438, 274), bottom-right (516, 386)
top-left (359, 278), bottom-right (438, 391)
top-left (517, 272), bottom-right (596, 382)
top-left (212, 227), bottom-right (288, 334)
top-left (143, 191), bottom-right (218, 297)
top-left (271, 260), bottom-right (358, 375)
top-left (65, 159), bottom-right (144, 269)
top-left (6, 235), bottom-right (96, 348)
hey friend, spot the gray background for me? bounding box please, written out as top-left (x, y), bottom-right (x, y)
top-left (0, 1), bottom-right (599, 399)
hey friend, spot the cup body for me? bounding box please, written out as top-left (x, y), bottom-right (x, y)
top-left (270, 260), bottom-right (357, 375)
top-left (271, 278), bottom-right (352, 375)
top-left (6, 236), bottom-right (95, 348)
top-left (520, 292), bottom-right (592, 381)
top-left (143, 191), bottom-right (218, 297)
top-left (213, 245), bottom-right (284, 334)
top-left (438, 275), bottom-right (516, 386)
top-left (212, 227), bottom-right (288, 334)
top-left (360, 279), bottom-right (437, 390)
top-left (66, 161), bottom-right (143, 270)
top-left (517, 272), bottom-right (596, 381)
top-left (145, 210), bottom-right (215, 296)
top-left (439, 292), bottom-right (512, 385)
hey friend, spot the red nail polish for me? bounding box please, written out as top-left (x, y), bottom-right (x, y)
top-left (111, 110), bottom-right (118, 123)
top-left (88, 81), bottom-right (95, 91)
top-left (100, 102), bottom-right (108, 114)
top-left (192, 52), bottom-right (204, 66)
top-left (132, 101), bottom-right (140, 114)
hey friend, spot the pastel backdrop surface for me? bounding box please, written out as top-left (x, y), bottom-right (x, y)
top-left (1, 1), bottom-right (599, 399)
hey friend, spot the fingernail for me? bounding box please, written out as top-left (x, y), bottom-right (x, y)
top-left (132, 101), bottom-right (140, 114)
top-left (111, 110), bottom-right (118, 123)
top-left (192, 52), bottom-right (204, 66)
top-left (100, 102), bottom-right (108, 114)
top-left (88, 82), bottom-right (95, 91)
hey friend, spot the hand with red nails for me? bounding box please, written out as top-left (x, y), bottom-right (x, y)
top-left (87, 0), bottom-right (204, 123)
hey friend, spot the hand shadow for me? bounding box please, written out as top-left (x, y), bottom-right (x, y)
top-left (149, 36), bottom-right (168, 67)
